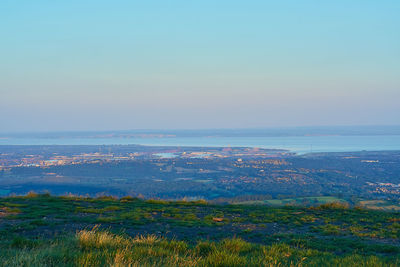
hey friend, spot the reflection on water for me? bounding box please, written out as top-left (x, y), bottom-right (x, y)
top-left (154, 153), bottom-right (177, 158)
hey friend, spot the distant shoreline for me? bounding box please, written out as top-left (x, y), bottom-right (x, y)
top-left (1, 134), bottom-right (400, 154)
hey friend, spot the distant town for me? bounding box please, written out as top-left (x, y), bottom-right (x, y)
top-left (0, 145), bottom-right (291, 169)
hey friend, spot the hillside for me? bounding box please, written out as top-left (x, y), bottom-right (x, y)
top-left (0, 194), bottom-right (399, 266)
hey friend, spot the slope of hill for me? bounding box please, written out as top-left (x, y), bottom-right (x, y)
top-left (0, 194), bottom-right (399, 266)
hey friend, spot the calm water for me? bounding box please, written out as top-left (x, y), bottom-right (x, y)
top-left (0, 189), bottom-right (10, 196)
top-left (1, 135), bottom-right (400, 154)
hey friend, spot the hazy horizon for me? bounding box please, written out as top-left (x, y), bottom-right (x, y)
top-left (2, 125), bottom-right (400, 136)
top-left (1, 1), bottom-right (399, 132)
top-left (2, 124), bottom-right (400, 134)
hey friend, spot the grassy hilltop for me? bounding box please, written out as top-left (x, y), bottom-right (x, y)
top-left (0, 194), bottom-right (399, 266)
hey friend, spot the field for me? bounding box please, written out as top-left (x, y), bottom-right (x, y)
top-left (236, 196), bottom-right (347, 206)
top-left (358, 200), bottom-right (400, 211)
top-left (0, 194), bottom-right (399, 266)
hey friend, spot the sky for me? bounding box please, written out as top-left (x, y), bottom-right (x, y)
top-left (0, 0), bottom-right (399, 132)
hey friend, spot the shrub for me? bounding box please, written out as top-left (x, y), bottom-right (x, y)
top-left (146, 199), bottom-right (169, 205)
top-left (77, 226), bottom-right (130, 249)
top-left (202, 250), bottom-right (247, 266)
top-left (221, 238), bottom-right (252, 254)
top-left (25, 191), bottom-right (39, 198)
top-left (195, 241), bottom-right (217, 257)
top-left (315, 202), bottom-right (349, 210)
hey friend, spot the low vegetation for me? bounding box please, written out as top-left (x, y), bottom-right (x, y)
top-left (0, 194), bottom-right (399, 266)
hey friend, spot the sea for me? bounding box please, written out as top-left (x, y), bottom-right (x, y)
top-left (1, 135), bottom-right (400, 154)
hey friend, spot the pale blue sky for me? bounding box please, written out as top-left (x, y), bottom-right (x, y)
top-left (1, 0), bottom-right (399, 131)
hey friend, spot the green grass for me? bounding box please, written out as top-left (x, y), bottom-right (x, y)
top-left (238, 196), bottom-right (347, 206)
top-left (0, 194), bottom-right (399, 266)
top-left (0, 228), bottom-right (398, 266)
